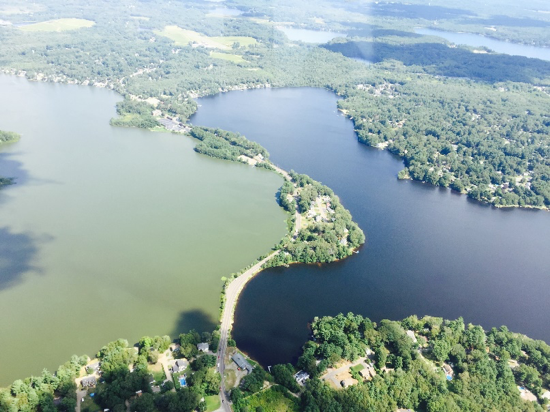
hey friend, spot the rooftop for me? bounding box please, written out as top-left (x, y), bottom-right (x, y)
top-left (232, 353), bottom-right (253, 373)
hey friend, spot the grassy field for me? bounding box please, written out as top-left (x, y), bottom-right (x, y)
top-left (20, 18), bottom-right (94, 32)
top-left (245, 387), bottom-right (300, 412)
top-left (350, 364), bottom-right (364, 373)
top-left (210, 51), bottom-right (246, 63)
top-left (157, 26), bottom-right (256, 50)
top-left (205, 395), bottom-right (221, 412)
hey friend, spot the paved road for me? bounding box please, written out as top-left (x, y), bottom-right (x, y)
top-left (216, 251), bottom-right (280, 411)
top-left (216, 162), bottom-right (298, 412)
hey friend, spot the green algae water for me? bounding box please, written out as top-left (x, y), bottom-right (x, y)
top-left (0, 76), bottom-right (287, 384)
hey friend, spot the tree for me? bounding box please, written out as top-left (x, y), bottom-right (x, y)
top-left (272, 364), bottom-right (300, 393)
top-left (432, 339), bottom-right (452, 363)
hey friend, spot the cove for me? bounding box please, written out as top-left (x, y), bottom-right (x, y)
top-left (416, 28), bottom-right (550, 61)
top-left (0, 76), bottom-right (287, 384)
top-left (190, 87), bottom-right (550, 368)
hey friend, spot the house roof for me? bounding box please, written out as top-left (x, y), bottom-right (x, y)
top-left (232, 353), bottom-right (253, 373)
top-left (175, 359), bottom-right (188, 368)
top-left (197, 343), bottom-right (209, 351)
top-left (81, 376), bottom-right (97, 386)
top-left (88, 362), bottom-right (100, 370)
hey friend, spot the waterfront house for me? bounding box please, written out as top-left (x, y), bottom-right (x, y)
top-left (197, 342), bottom-right (209, 352)
top-left (81, 376), bottom-right (97, 388)
top-left (172, 359), bottom-right (188, 373)
top-left (232, 353), bottom-right (253, 374)
top-left (294, 370), bottom-right (310, 385)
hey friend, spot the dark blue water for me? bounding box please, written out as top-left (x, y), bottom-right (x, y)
top-left (191, 87), bottom-right (550, 367)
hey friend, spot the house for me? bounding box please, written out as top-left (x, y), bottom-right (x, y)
top-left (442, 363), bottom-right (453, 380)
top-left (197, 342), bottom-right (209, 352)
top-left (86, 362), bottom-right (100, 375)
top-left (232, 353), bottom-right (253, 374)
top-left (172, 359), bottom-right (188, 374)
top-left (294, 371), bottom-right (310, 385)
top-left (340, 378), bottom-right (355, 388)
top-left (81, 376), bottom-right (97, 388)
top-left (359, 366), bottom-right (376, 380)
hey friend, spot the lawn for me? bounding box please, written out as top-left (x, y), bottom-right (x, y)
top-left (80, 393), bottom-right (101, 412)
top-left (211, 35), bottom-right (257, 47)
top-left (210, 51), bottom-right (246, 63)
top-left (20, 18), bottom-right (94, 32)
top-left (350, 364), bottom-right (365, 373)
top-left (157, 26), bottom-right (256, 50)
top-left (245, 387), bottom-right (299, 412)
top-left (224, 368), bottom-right (237, 388)
top-left (205, 395), bottom-right (221, 412)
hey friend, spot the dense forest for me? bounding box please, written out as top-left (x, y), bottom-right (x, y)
top-left (292, 313), bottom-right (550, 411)
top-left (1, 0), bottom-right (549, 208)
top-left (189, 127), bottom-right (270, 164)
top-left (229, 313), bottom-right (550, 412)
top-left (336, 75), bottom-right (550, 208)
top-left (4, 315), bottom-right (550, 411)
top-left (269, 171), bottom-right (365, 266)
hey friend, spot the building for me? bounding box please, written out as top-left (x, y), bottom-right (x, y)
top-left (86, 362), bottom-right (100, 374)
top-left (172, 359), bottom-right (188, 374)
top-left (359, 366), bottom-right (376, 380)
top-left (442, 363), bottom-right (453, 380)
top-left (340, 378), bottom-right (355, 388)
top-left (81, 376), bottom-right (97, 388)
top-left (294, 371), bottom-right (310, 385)
top-left (197, 342), bottom-right (209, 352)
top-left (232, 353), bottom-right (253, 374)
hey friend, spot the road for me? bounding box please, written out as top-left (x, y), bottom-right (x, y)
top-left (216, 251), bottom-right (280, 411)
top-left (216, 162), bottom-right (299, 412)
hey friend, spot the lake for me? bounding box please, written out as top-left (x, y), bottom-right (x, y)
top-left (191, 87), bottom-right (550, 368)
top-left (0, 76), bottom-right (287, 384)
top-left (276, 27), bottom-right (346, 43)
top-left (417, 28), bottom-right (550, 61)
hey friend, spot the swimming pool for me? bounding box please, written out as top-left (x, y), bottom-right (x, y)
top-left (179, 377), bottom-right (187, 387)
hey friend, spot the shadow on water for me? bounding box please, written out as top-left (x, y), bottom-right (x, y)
top-left (324, 41), bottom-right (550, 83)
top-left (170, 309), bottom-right (218, 337)
top-left (0, 153), bottom-right (31, 201)
top-left (0, 227), bottom-right (44, 291)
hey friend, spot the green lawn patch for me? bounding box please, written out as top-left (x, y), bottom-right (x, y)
top-left (205, 394), bottom-right (221, 412)
top-left (350, 364), bottom-right (365, 373)
top-left (156, 26), bottom-right (256, 50)
top-left (245, 386), bottom-right (299, 412)
top-left (210, 51), bottom-right (246, 63)
top-left (20, 18), bottom-right (94, 32)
